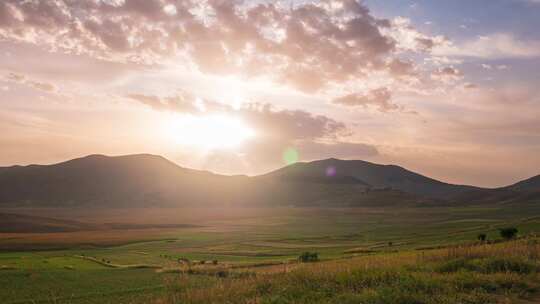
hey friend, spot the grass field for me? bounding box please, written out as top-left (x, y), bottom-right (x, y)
top-left (1, 203), bottom-right (540, 303)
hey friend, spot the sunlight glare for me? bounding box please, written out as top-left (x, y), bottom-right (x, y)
top-left (164, 114), bottom-right (255, 150)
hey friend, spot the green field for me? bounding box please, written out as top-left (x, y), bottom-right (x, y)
top-left (1, 203), bottom-right (540, 303)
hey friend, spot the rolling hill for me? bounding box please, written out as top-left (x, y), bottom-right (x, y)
top-left (260, 158), bottom-right (479, 199)
top-left (0, 154), bottom-right (538, 208)
top-left (0, 154), bottom-right (238, 208)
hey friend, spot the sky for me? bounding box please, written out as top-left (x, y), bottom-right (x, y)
top-left (0, 0), bottom-right (539, 187)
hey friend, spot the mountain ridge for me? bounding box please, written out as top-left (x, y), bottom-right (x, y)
top-left (0, 154), bottom-right (538, 208)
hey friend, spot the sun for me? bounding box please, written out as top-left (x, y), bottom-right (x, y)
top-left (163, 113), bottom-right (255, 150)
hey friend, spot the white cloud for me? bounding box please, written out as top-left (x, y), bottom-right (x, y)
top-left (434, 33), bottom-right (540, 59)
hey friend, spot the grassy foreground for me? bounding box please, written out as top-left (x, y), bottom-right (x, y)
top-left (157, 239), bottom-right (540, 304)
top-left (2, 205), bottom-right (540, 303)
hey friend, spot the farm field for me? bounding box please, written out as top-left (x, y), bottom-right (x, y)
top-left (2, 204), bottom-right (540, 303)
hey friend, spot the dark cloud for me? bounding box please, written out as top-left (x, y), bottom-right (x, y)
top-left (239, 103), bottom-right (347, 141)
top-left (332, 88), bottom-right (400, 112)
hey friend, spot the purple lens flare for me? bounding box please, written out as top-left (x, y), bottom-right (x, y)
top-left (326, 166), bottom-right (336, 177)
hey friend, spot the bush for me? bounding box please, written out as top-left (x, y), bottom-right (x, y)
top-left (216, 270), bottom-right (228, 278)
top-left (298, 252), bottom-right (319, 263)
top-left (477, 233), bottom-right (487, 242)
top-left (499, 227), bottom-right (518, 240)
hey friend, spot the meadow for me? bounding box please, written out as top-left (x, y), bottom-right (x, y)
top-left (1, 203), bottom-right (540, 303)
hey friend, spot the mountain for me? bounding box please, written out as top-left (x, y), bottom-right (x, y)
top-left (452, 175), bottom-right (540, 205)
top-left (260, 158), bottom-right (479, 199)
top-left (507, 175), bottom-right (540, 192)
top-left (0, 154), bottom-right (538, 208)
top-left (0, 154), bottom-right (241, 208)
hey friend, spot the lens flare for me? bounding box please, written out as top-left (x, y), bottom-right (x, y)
top-left (283, 148), bottom-right (299, 165)
top-left (326, 166), bottom-right (336, 177)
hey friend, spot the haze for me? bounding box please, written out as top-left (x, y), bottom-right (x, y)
top-left (1, 0), bottom-right (540, 187)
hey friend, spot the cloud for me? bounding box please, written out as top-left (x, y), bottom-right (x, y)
top-left (126, 90), bottom-right (377, 174)
top-left (126, 93), bottom-right (199, 113)
top-left (297, 141), bottom-right (379, 160)
top-left (0, 0), bottom-right (441, 98)
top-left (4, 72), bottom-right (57, 92)
top-left (433, 33), bottom-right (540, 59)
top-left (387, 58), bottom-right (415, 76)
top-left (430, 67), bottom-right (463, 83)
top-left (127, 93), bottom-right (349, 142)
top-left (332, 88), bottom-right (400, 112)
top-left (481, 64), bottom-right (493, 70)
top-left (464, 83), bottom-right (478, 89)
top-left (384, 16), bottom-right (446, 53)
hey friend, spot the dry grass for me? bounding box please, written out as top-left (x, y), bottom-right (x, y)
top-left (154, 239), bottom-right (540, 304)
top-left (421, 238), bottom-right (540, 262)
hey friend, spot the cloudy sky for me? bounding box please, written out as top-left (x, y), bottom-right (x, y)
top-left (1, 0), bottom-right (539, 187)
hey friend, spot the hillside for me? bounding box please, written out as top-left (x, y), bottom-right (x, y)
top-left (0, 154), bottom-right (239, 208)
top-left (0, 154), bottom-right (538, 208)
top-left (0, 212), bottom-right (95, 233)
top-left (261, 158), bottom-right (479, 199)
top-left (507, 175), bottom-right (540, 192)
top-left (452, 175), bottom-right (540, 205)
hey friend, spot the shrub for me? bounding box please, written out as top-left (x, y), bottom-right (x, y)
top-left (298, 252), bottom-right (319, 263)
top-left (477, 233), bottom-right (487, 242)
top-left (216, 270), bottom-right (228, 278)
top-left (499, 227), bottom-right (518, 240)
top-left (177, 257), bottom-right (190, 264)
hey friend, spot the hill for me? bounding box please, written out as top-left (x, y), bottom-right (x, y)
top-left (261, 158), bottom-right (479, 199)
top-left (507, 175), bottom-right (540, 192)
top-left (0, 154), bottom-right (538, 208)
top-left (450, 175), bottom-right (540, 205)
top-left (0, 154), bottom-right (238, 208)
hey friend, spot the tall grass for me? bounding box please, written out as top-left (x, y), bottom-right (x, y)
top-left (155, 239), bottom-right (540, 304)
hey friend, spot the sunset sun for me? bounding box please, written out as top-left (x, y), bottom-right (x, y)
top-left (164, 114), bottom-right (255, 150)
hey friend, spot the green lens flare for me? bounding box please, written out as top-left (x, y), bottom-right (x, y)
top-left (283, 148), bottom-right (299, 165)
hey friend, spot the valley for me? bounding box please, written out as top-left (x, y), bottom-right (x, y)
top-left (2, 203), bottom-right (540, 303)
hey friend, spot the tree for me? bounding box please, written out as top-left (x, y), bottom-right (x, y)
top-left (298, 252), bottom-right (319, 263)
top-left (477, 233), bottom-right (487, 242)
top-left (499, 227), bottom-right (518, 240)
